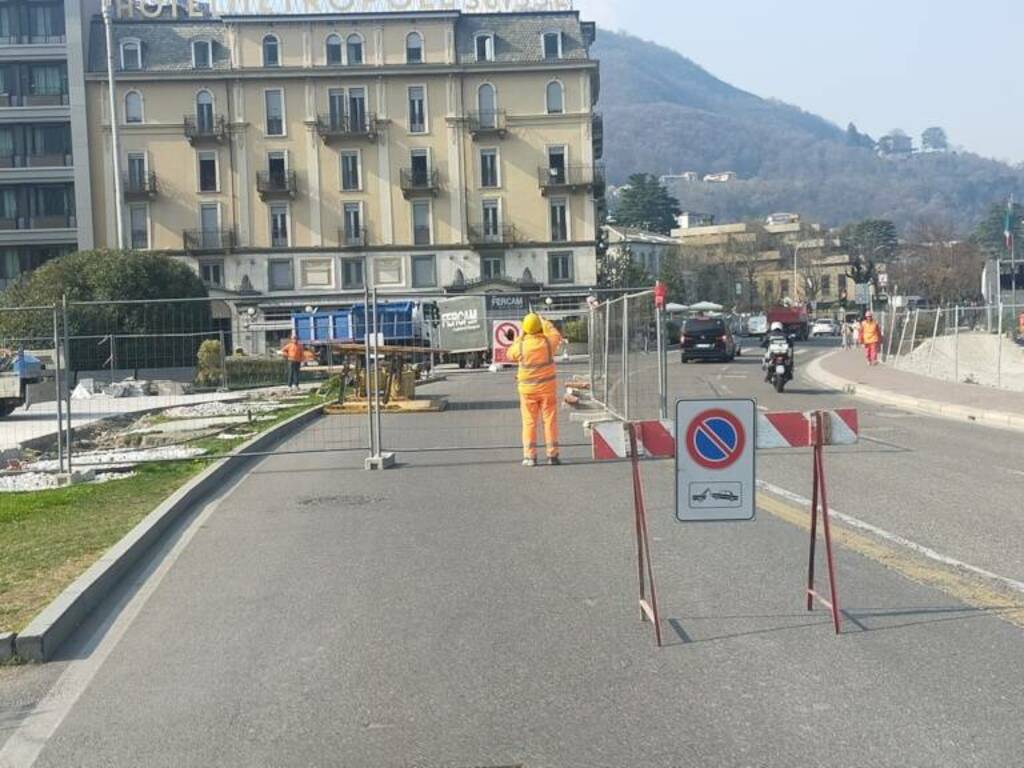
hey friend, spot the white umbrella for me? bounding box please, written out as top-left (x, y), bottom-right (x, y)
top-left (688, 301), bottom-right (724, 312)
top-left (665, 302), bottom-right (689, 313)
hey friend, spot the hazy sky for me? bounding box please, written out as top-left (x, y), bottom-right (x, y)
top-left (578, 0), bottom-right (1022, 163)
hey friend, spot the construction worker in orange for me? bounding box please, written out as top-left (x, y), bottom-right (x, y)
top-left (861, 311), bottom-right (882, 366)
top-left (507, 312), bottom-right (563, 467)
top-left (280, 334), bottom-right (305, 390)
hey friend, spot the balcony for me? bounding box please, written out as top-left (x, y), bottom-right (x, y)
top-left (183, 229), bottom-right (236, 252)
top-left (184, 115), bottom-right (227, 145)
top-left (123, 171), bottom-right (157, 200)
top-left (0, 153), bottom-right (71, 168)
top-left (29, 214), bottom-right (75, 229)
top-left (468, 109), bottom-right (507, 140)
top-left (338, 226), bottom-right (369, 248)
top-left (256, 170), bottom-right (297, 200)
top-left (315, 112), bottom-right (378, 143)
top-left (537, 165), bottom-right (604, 196)
top-left (468, 223), bottom-right (518, 246)
top-left (399, 168), bottom-right (439, 198)
top-left (592, 112), bottom-right (603, 160)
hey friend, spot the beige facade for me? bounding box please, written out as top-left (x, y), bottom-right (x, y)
top-left (83, 9), bottom-right (602, 309)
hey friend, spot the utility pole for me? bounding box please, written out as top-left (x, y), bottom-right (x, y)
top-left (103, 1), bottom-right (125, 249)
top-left (1011, 194), bottom-right (1017, 310)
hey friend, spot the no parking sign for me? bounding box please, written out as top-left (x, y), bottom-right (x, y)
top-left (675, 399), bottom-right (756, 522)
top-left (492, 320), bottom-right (522, 365)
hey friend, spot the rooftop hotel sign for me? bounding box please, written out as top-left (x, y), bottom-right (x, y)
top-left (112, 0), bottom-right (573, 18)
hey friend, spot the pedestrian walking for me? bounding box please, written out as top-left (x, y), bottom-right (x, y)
top-left (841, 320), bottom-right (853, 349)
top-left (281, 334), bottom-right (305, 389)
top-left (861, 311), bottom-right (882, 366)
top-left (506, 312), bottom-right (563, 467)
top-left (852, 319), bottom-right (862, 347)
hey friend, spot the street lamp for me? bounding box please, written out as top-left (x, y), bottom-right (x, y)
top-left (103, 1), bottom-right (124, 249)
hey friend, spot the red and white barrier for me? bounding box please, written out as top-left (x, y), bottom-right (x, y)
top-left (592, 409), bottom-right (859, 459)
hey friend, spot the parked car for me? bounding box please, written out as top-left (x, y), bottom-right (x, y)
top-left (810, 319), bottom-right (839, 337)
top-left (680, 317), bottom-right (738, 363)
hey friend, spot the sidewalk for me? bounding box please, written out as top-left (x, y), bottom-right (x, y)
top-left (807, 348), bottom-right (1024, 433)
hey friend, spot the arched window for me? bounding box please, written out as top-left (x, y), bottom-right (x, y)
top-left (120, 38), bottom-right (141, 70)
top-left (325, 33), bottom-right (342, 65)
top-left (406, 31), bottom-right (423, 64)
top-left (474, 32), bottom-right (494, 62)
top-left (124, 90), bottom-right (143, 123)
top-left (262, 34), bottom-right (279, 67)
top-left (346, 33), bottom-right (363, 65)
top-left (477, 83), bottom-right (496, 128)
top-left (545, 80), bottom-right (564, 114)
top-left (192, 39), bottom-right (212, 69)
top-left (196, 90), bottom-right (214, 131)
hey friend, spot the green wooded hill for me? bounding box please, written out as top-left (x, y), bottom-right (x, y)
top-left (594, 31), bottom-right (1024, 232)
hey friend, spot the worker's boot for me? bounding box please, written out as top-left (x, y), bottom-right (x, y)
top-left (522, 457), bottom-right (537, 467)
top-left (548, 456), bottom-right (562, 466)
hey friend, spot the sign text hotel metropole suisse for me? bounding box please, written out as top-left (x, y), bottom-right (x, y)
top-left (113, 0), bottom-right (573, 19)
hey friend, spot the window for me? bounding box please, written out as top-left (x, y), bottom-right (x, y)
top-left (268, 258), bottom-right (293, 290)
top-left (327, 87), bottom-right (345, 128)
top-left (129, 204), bottom-right (148, 249)
top-left (199, 203), bottom-right (219, 248)
top-left (124, 90), bottom-right (143, 123)
top-left (408, 85), bottom-right (426, 133)
top-left (550, 198), bottom-right (568, 242)
top-left (412, 201), bottom-right (431, 245)
top-left (412, 254), bottom-right (436, 288)
top-left (482, 199), bottom-right (500, 237)
top-left (196, 90), bottom-right (214, 131)
top-left (200, 260), bottom-right (223, 287)
top-left (348, 87), bottom-right (366, 130)
top-left (410, 149), bottom-right (429, 185)
top-left (542, 31), bottom-right (562, 60)
top-left (120, 39), bottom-right (141, 71)
top-left (546, 80), bottom-right (564, 114)
top-left (343, 202), bottom-right (362, 244)
top-left (262, 34), bottom-right (279, 67)
top-left (270, 204), bottom-right (289, 248)
top-left (192, 39), bottom-right (211, 69)
top-left (547, 145), bottom-right (566, 182)
top-left (480, 148), bottom-right (499, 188)
top-left (265, 89), bottom-right (284, 136)
top-left (764, 280), bottom-right (774, 297)
top-left (838, 274), bottom-right (848, 292)
top-left (374, 257), bottom-right (402, 286)
top-left (548, 251), bottom-right (573, 284)
top-left (342, 258), bottom-right (364, 289)
top-left (300, 258), bottom-right (333, 289)
top-left (406, 32), bottom-right (423, 63)
top-left (482, 254), bottom-right (504, 280)
top-left (346, 34), bottom-right (363, 65)
top-left (325, 33), bottom-right (342, 65)
top-left (475, 33), bottom-right (494, 62)
top-left (780, 279), bottom-right (790, 296)
top-left (126, 152), bottom-right (146, 189)
top-left (340, 151), bottom-right (360, 191)
top-left (821, 274), bottom-right (832, 296)
top-left (198, 151), bottom-right (218, 192)
top-left (477, 83), bottom-right (496, 128)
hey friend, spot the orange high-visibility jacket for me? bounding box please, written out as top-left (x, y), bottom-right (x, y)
top-left (507, 320), bottom-right (563, 393)
top-left (861, 320), bottom-right (881, 345)
top-left (282, 341), bottom-right (305, 362)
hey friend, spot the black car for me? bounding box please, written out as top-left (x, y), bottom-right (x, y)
top-left (680, 318), bottom-right (738, 363)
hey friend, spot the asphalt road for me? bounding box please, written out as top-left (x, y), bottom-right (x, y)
top-left (2, 349), bottom-right (1023, 767)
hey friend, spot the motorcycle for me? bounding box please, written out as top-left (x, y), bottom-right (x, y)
top-left (763, 335), bottom-right (794, 393)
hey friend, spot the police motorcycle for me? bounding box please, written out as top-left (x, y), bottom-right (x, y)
top-left (761, 321), bottom-right (795, 393)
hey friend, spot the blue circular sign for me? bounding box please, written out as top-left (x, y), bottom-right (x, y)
top-left (686, 409), bottom-right (746, 469)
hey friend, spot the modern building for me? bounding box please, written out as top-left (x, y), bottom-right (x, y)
top-left (81, 6), bottom-right (602, 349)
top-left (0, 0), bottom-right (94, 290)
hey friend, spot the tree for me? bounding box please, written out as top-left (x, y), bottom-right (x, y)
top-left (613, 173), bottom-right (682, 234)
top-left (973, 200), bottom-right (1022, 258)
top-left (921, 126), bottom-right (948, 152)
top-left (845, 122), bottom-right (875, 150)
top-left (658, 248), bottom-right (696, 303)
top-left (842, 219), bottom-right (899, 263)
top-left (891, 221), bottom-right (984, 303)
top-left (597, 244), bottom-right (652, 289)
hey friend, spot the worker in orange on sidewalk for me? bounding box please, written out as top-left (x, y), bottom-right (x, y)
top-left (507, 312), bottom-right (563, 467)
top-left (861, 311), bottom-right (882, 366)
top-left (281, 334), bottom-right (305, 389)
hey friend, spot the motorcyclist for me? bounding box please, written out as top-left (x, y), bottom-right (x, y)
top-left (761, 321), bottom-right (794, 381)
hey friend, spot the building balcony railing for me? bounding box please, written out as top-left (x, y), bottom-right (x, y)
top-left (0, 214), bottom-right (75, 230)
top-left (256, 170), bottom-right (297, 200)
top-left (0, 153), bottom-right (72, 168)
top-left (123, 171), bottom-right (157, 200)
top-left (183, 229), bottom-right (236, 252)
top-left (315, 112), bottom-right (379, 143)
top-left (338, 226), bottom-right (369, 248)
top-left (0, 33), bottom-right (67, 45)
top-left (183, 115), bottom-right (227, 145)
top-left (468, 109), bottom-right (507, 139)
top-left (399, 168), bottom-right (439, 198)
top-left (0, 92), bottom-right (69, 107)
top-left (537, 164), bottom-right (605, 196)
top-left (467, 223), bottom-right (518, 246)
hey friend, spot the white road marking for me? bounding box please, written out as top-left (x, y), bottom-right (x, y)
top-left (757, 480), bottom-right (1024, 595)
top-left (0, 478), bottom-right (243, 768)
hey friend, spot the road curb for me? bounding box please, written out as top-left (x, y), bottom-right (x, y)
top-left (0, 631), bottom-right (13, 662)
top-left (805, 352), bottom-right (1024, 435)
top-left (13, 403), bottom-right (325, 663)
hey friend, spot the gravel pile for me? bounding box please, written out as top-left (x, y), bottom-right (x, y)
top-left (27, 445), bottom-right (206, 472)
top-left (162, 401), bottom-right (288, 419)
top-left (0, 471), bottom-right (136, 493)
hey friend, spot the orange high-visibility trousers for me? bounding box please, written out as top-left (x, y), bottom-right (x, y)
top-left (520, 384), bottom-right (559, 459)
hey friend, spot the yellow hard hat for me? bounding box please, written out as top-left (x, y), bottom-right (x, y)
top-left (522, 313), bottom-right (542, 335)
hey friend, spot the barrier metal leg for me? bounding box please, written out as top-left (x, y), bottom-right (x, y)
top-left (628, 423), bottom-right (662, 647)
top-left (805, 412), bottom-right (842, 635)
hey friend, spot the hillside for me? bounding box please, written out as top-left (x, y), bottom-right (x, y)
top-left (593, 31), bottom-right (1024, 232)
